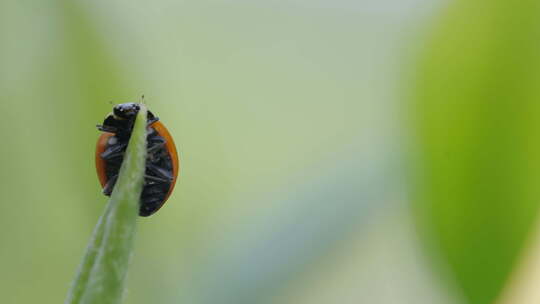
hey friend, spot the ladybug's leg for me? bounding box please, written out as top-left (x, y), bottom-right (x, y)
top-left (147, 117), bottom-right (159, 126)
top-left (101, 142), bottom-right (128, 160)
top-left (146, 163), bottom-right (174, 181)
top-left (97, 116), bottom-right (121, 133)
top-left (103, 175), bottom-right (118, 196)
top-left (147, 137), bottom-right (166, 154)
top-left (102, 151), bottom-right (125, 160)
top-left (146, 136), bottom-right (167, 164)
top-left (97, 124), bottom-right (117, 133)
top-left (144, 174), bottom-right (171, 183)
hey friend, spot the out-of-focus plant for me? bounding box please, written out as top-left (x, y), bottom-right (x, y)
top-left (410, 1), bottom-right (540, 304)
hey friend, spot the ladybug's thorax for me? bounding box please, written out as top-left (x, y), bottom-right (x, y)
top-left (99, 103), bottom-right (156, 139)
top-left (113, 102), bottom-right (140, 120)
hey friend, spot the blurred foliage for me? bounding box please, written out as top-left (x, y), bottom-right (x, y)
top-left (410, 1), bottom-right (540, 304)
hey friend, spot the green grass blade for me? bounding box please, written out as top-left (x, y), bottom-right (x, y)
top-left (66, 105), bottom-right (148, 304)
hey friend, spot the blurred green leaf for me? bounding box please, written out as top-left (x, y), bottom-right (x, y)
top-left (411, 1), bottom-right (540, 304)
top-left (66, 106), bottom-right (147, 304)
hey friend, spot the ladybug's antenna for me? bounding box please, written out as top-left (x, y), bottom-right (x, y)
top-left (108, 100), bottom-right (114, 106)
top-left (141, 94), bottom-right (145, 105)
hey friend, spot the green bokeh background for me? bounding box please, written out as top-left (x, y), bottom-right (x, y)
top-left (2, 1), bottom-right (540, 304)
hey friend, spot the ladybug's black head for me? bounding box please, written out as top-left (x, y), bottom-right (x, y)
top-left (113, 103), bottom-right (141, 120)
top-left (98, 102), bottom-right (157, 135)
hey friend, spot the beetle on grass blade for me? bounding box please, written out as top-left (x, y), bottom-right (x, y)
top-left (95, 102), bottom-right (179, 216)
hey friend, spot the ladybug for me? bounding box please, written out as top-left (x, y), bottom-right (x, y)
top-left (95, 102), bottom-right (179, 216)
